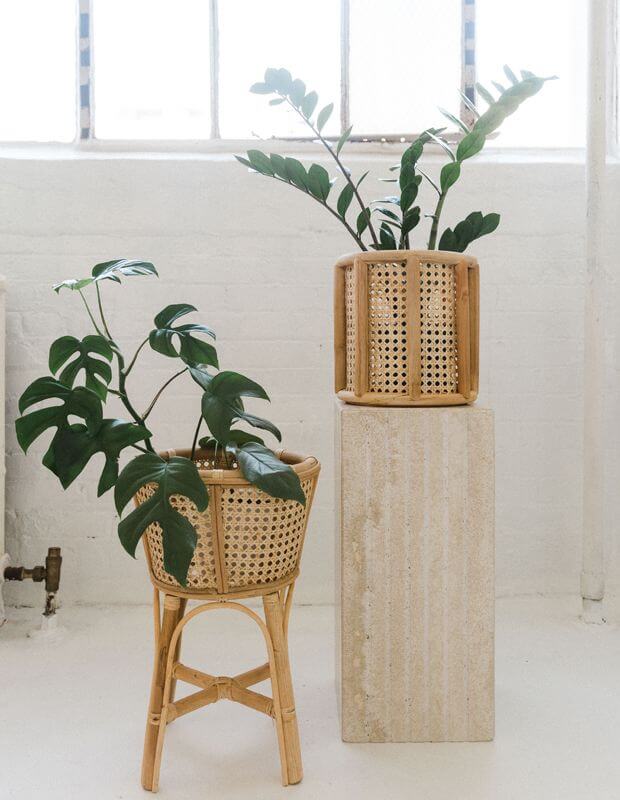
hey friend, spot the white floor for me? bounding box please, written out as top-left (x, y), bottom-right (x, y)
top-left (1, 597), bottom-right (620, 800)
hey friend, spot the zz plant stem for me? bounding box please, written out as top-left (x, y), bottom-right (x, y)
top-left (237, 66), bottom-right (556, 254)
top-left (16, 259), bottom-right (306, 586)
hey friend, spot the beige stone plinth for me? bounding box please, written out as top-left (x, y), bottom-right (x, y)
top-left (335, 402), bottom-right (494, 742)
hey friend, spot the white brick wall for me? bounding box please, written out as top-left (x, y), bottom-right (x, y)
top-left (1, 151), bottom-right (618, 607)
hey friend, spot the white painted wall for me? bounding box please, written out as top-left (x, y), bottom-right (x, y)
top-left (1, 149), bottom-right (618, 607)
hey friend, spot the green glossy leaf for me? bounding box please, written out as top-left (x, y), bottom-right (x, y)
top-left (492, 81), bottom-right (506, 95)
top-left (317, 103), bottom-right (334, 132)
top-left (301, 90), bottom-right (318, 118)
top-left (476, 82), bottom-right (496, 105)
top-left (336, 125), bottom-right (353, 155)
top-left (115, 453), bottom-right (208, 585)
top-left (269, 97), bottom-right (285, 106)
top-left (49, 335), bottom-right (113, 401)
top-left (458, 90), bottom-right (480, 119)
top-left (356, 208), bottom-right (371, 237)
top-left (400, 179), bottom-right (419, 213)
top-left (426, 131), bottom-right (455, 161)
top-left (247, 149), bottom-right (275, 176)
top-left (356, 171), bottom-right (369, 188)
top-left (440, 162), bottom-right (461, 192)
top-left (235, 443), bottom-right (305, 505)
top-left (265, 67), bottom-right (292, 94)
top-left (402, 206), bottom-right (421, 236)
top-left (337, 184), bottom-right (354, 218)
top-left (284, 157), bottom-right (308, 191)
top-left (456, 130), bottom-right (486, 162)
top-left (379, 222), bottom-right (397, 250)
top-left (269, 153), bottom-right (289, 180)
top-left (250, 82), bottom-right (272, 94)
top-left (438, 227), bottom-right (458, 252)
top-left (235, 155), bottom-right (255, 170)
top-left (149, 304), bottom-right (218, 368)
top-left (503, 65), bottom-right (518, 85)
top-left (306, 163), bottom-right (331, 201)
top-left (453, 218), bottom-right (475, 251)
top-left (480, 212), bottom-right (500, 236)
top-left (289, 78), bottom-right (306, 106)
top-left (438, 107), bottom-right (470, 134)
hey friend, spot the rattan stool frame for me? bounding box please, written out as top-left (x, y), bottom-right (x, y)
top-left (334, 249), bottom-right (479, 406)
top-left (138, 449), bottom-right (320, 792)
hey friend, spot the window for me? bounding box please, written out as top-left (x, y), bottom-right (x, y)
top-left (0, 0), bottom-right (588, 147)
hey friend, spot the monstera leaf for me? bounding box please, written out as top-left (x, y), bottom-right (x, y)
top-left (198, 371), bottom-right (281, 445)
top-left (48, 335), bottom-right (114, 400)
top-left (149, 304), bottom-right (218, 368)
top-left (114, 453), bottom-right (209, 585)
top-left (53, 259), bottom-right (157, 292)
top-left (234, 442), bottom-right (305, 505)
top-left (16, 378), bottom-right (103, 452)
top-left (15, 378), bottom-right (103, 486)
top-left (40, 417), bottom-right (151, 493)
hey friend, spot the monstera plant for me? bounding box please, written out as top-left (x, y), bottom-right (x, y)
top-left (237, 66), bottom-right (556, 252)
top-left (15, 260), bottom-right (304, 584)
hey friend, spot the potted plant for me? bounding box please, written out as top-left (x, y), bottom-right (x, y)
top-left (236, 66), bottom-right (555, 406)
top-left (14, 260), bottom-right (320, 589)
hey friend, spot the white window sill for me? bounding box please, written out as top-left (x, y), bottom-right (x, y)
top-left (0, 141), bottom-right (606, 166)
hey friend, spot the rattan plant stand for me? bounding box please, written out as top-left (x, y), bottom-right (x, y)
top-left (138, 448), bottom-right (320, 792)
top-left (334, 250), bottom-right (479, 406)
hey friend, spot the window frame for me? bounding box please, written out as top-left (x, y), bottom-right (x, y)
top-left (77, 0), bottom-right (478, 146)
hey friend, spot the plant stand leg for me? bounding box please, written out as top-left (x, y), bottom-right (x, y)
top-left (142, 594), bottom-right (180, 791)
top-left (263, 591), bottom-right (302, 785)
top-left (168, 597), bottom-right (187, 704)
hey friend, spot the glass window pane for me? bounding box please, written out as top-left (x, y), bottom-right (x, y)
top-left (218, 0), bottom-right (340, 139)
top-left (93, 0), bottom-right (210, 139)
top-left (349, 0), bottom-right (462, 136)
top-left (476, 0), bottom-right (586, 147)
top-left (0, 0), bottom-right (76, 142)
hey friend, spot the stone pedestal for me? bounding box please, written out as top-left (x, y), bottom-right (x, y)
top-left (335, 402), bottom-right (494, 742)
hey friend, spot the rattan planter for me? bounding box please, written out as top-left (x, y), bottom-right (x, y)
top-left (334, 250), bottom-right (479, 406)
top-left (138, 447), bottom-right (321, 598)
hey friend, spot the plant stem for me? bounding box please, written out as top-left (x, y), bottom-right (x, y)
top-left (190, 414), bottom-right (203, 461)
top-left (141, 368), bottom-right (188, 421)
top-left (282, 95), bottom-right (380, 249)
top-left (124, 337), bottom-right (149, 378)
top-left (131, 443), bottom-right (150, 454)
top-left (428, 192), bottom-right (447, 250)
top-left (78, 290), bottom-right (105, 338)
top-left (113, 347), bottom-right (155, 451)
top-left (95, 283), bottom-right (113, 340)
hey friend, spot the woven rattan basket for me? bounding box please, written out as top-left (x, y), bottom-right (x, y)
top-left (138, 447), bottom-right (320, 597)
top-left (334, 249), bottom-right (479, 406)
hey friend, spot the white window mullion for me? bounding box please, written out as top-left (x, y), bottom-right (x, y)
top-left (340, 0), bottom-right (350, 135)
top-left (461, 0), bottom-right (476, 127)
top-left (210, 0), bottom-right (220, 139)
top-left (78, 0), bottom-right (94, 140)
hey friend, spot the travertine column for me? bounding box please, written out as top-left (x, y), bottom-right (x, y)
top-left (335, 402), bottom-right (494, 742)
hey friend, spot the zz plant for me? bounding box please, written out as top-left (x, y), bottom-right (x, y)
top-left (237, 66), bottom-right (556, 253)
top-left (15, 260), bottom-right (304, 585)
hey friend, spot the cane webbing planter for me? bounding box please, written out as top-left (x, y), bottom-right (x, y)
top-left (138, 448), bottom-right (320, 792)
top-left (334, 250), bottom-right (479, 406)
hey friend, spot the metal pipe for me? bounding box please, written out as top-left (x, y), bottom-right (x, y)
top-left (581, 0), bottom-right (610, 622)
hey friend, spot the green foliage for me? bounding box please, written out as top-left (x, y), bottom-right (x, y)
top-left (114, 454), bottom-right (208, 584)
top-left (149, 303), bottom-right (218, 368)
top-left (49, 335), bottom-right (113, 401)
top-left (17, 261), bottom-right (305, 586)
top-left (237, 66), bottom-right (555, 253)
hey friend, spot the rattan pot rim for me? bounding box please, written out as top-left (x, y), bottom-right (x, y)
top-left (158, 446), bottom-right (320, 485)
top-left (334, 248), bottom-right (478, 269)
